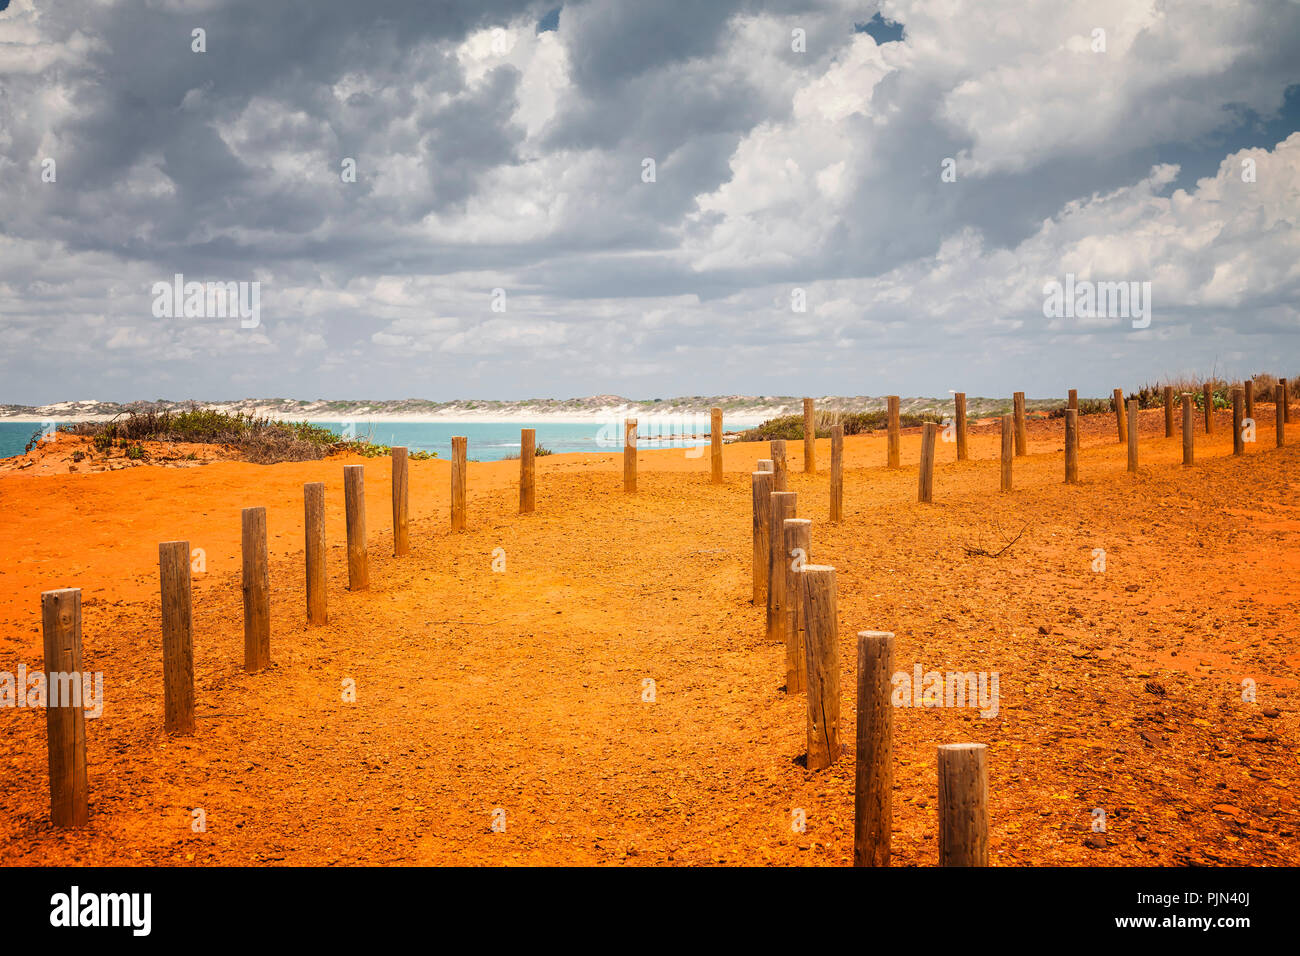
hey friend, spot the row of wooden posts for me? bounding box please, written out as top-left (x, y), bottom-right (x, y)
top-left (752, 383), bottom-right (1292, 866)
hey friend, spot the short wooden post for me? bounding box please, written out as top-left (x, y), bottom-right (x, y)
top-left (623, 420), bottom-right (637, 493)
top-left (159, 541), bottom-right (195, 735)
top-left (1067, 389), bottom-right (1078, 413)
top-left (1113, 388), bottom-right (1127, 444)
top-left (1127, 400), bottom-right (1138, 473)
top-left (1182, 394), bottom-right (1194, 465)
top-left (519, 428), bottom-right (536, 514)
top-left (999, 415), bottom-right (1012, 492)
top-left (241, 506), bottom-right (271, 672)
top-left (1203, 384), bottom-right (1214, 434)
top-left (451, 436), bottom-right (468, 527)
top-left (1282, 378), bottom-right (1290, 423)
top-left (1064, 409), bottom-right (1078, 484)
top-left (953, 392), bottom-right (968, 461)
top-left (803, 398), bottom-right (816, 473)
top-left (710, 407), bottom-right (723, 484)
top-left (1012, 392), bottom-right (1027, 456)
top-left (41, 587), bottom-right (88, 827)
top-left (1245, 379), bottom-right (1255, 420)
top-left (782, 518), bottom-right (811, 695)
top-left (751, 470), bottom-right (774, 605)
top-left (800, 565), bottom-right (840, 772)
top-left (1232, 387), bottom-right (1244, 456)
top-left (1277, 383), bottom-right (1286, 447)
top-left (1163, 385), bottom-right (1175, 438)
top-left (854, 630), bottom-right (894, 867)
top-left (304, 482), bottom-right (326, 626)
top-left (770, 439), bottom-right (788, 491)
top-left (938, 743), bottom-right (989, 866)
top-left (887, 396), bottom-right (900, 468)
top-left (391, 446), bottom-right (409, 556)
top-left (767, 491), bottom-right (797, 644)
top-left (343, 465), bottom-right (369, 590)
top-left (917, 421), bottom-right (937, 503)
top-left (829, 425), bottom-right (843, 523)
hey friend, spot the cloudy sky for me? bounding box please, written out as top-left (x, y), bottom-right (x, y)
top-left (1, 0), bottom-right (1298, 404)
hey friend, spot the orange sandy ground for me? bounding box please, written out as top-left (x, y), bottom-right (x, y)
top-left (1, 407), bottom-right (1297, 866)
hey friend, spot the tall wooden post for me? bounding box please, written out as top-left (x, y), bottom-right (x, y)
top-left (953, 392), bottom-right (968, 461)
top-left (343, 465), bottom-right (369, 590)
top-left (751, 470), bottom-right (774, 605)
top-left (1064, 409), bottom-right (1078, 484)
top-left (1203, 384), bottom-right (1214, 434)
top-left (800, 565), bottom-right (840, 772)
top-left (1113, 388), bottom-right (1127, 444)
top-left (1012, 392), bottom-right (1027, 456)
top-left (1232, 388), bottom-right (1244, 456)
top-left (854, 630), bottom-right (894, 867)
top-left (41, 587), bottom-right (88, 827)
top-left (917, 421), bottom-right (937, 503)
top-left (241, 506), bottom-right (271, 672)
top-left (782, 518), bottom-right (811, 695)
top-left (623, 420), bottom-right (637, 493)
top-left (829, 425), bottom-right (844, 523)
top-left (1182, 394), bottom-right (1195, 465)
top-left (1163, 385), bottom-right (1175, 438)
top-left (1245, 379), bottom-right (1255, 421)
top-left (768, 491), bottom-right (797, 644)
top-left (1126, 400), bottom-right (1138, 473)
top-left (519, 428), bottom-right (536, 514)
top-left (938, 743), bottom-right (989, 866)
top-left (999, 415), bottom-right (1012, 492)
top-left (451, 436), bottom-right (467, 528)
top-left (770, 440), bottom-right (788, 491)
top-left (710, 407), bottom-right (723, 484)
top-left (1277, 383), bottom-right (1287, 447)
top-left (391, 446), bottom-right (409, 556)
top-left (1281, 378), bottom-right (1290, 424)
top-left (803, 398), bottom-right (816, 473)
top-left (887, 396), bottom-right (900, 468)
top-left (159, 541), bottom-right (195, 735)
top-left (1067, 389), bottom-right (1078, 413)
top-left (304, 482), bottom-right (326, 626)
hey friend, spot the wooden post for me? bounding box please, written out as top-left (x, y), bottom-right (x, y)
top-left (803, 398), bottom-right (816, 473)
top-left (304, 482), bottom-right (326, 626)
top-left (1182, 393), bottom-right (1194, 465)
top-left (1277, 382), bottom-right (1286, 447)
top-left (782, 518), bottom-right (811, 695)
top-left (917, 421), bottom-right (937, 503)
top-left (1064, 409), bottom-right (1078, 484)
top-left (1232, 388), bottom-right (1244, 456)
top-left (159, 541), bottom-right (195, 736)
top-left (1127, 400), bottom-right (1138, 473)
top-left (999, 415), bottom-right (1012, 492)
top-left (1203, 384), bottom-right (1214, 434)
top-left (343, 464), bottom-right (369, 590)
top-left (1113, 388), bottom-right (1127, 444)
top-left (710, 407), bottom-right (723, 484)
top-left (1282, 378), bottom-right (1290, 424)
top-left (1068, 389), bottom-right (1078, 413)
top-left (1163, 385), bottom-right (1175, 438)
top-left (854, 630), bottom-right (894, 867)
top-left (767, 491), bottom-right (797, 644)
top-left (954, 392), bottom-right (968, 461)
top-left (829, 425), bottom-right (843, 523)
top-left (241, 506), bottom-right (270, 672)
top-left (41, 587), bottom-right (88, 827)
top-left (391, 446), bottom-right (409, 556)
top-left (751, 471), bottom-right (774, 605)
top-left (756, 459), bottom-right (774, 473)
top-left (1012, 392), bottom-right (1027, 456)
top-left (770, 439), bottom-right (788, 491)
top-left (1245, 379), bottom-right (1255, 421)
top-left (623, 420), bottom-right (637, 493)
top-left (887, 396), bottom-right (900, 468)
top-left (800, 565), bottom-right (840, 772)
top-left (451, 436), bottom-right (468, 527)
top-left (519, 428), bottom-right (536, 514)
top-left (938, 743), bottom-right (989, 866)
